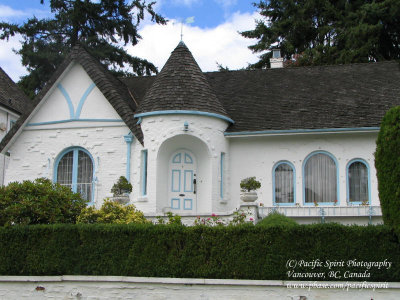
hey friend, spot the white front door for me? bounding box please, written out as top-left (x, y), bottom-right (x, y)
top-left (169, 150), bottom-right (197, 212)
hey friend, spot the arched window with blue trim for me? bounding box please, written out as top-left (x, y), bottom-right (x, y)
top-left (55, 147), bottom-right (94, 202)
top-left (347, 159), bottom-right (369, 204)
top-left (273, 161), bottom-right (295, 205)
top-left (304, 151), bottom-right (338, 204)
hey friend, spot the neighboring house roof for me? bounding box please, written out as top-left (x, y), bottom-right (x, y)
top-left (0, 44), bottom-right (144, 152)
top-left (134, 42), bottom-right (229, 119)
top-left (125, 60), bottom-right (400, 133)
top-left (0, 67), bottom-right (32, 115)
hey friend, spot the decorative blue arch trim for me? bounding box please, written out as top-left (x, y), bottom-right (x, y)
top-left (27, 119), bottom-right (124, 126)
top-left (134, 110), bottom-right (234, 123)
top-left (346, 158), bottom-right (371, 205)
top-left (224, 127), bottom-right (380, 136)
top-left (272, 161), bottom-right (296, 206)
top-left (75, 83), bottom-right (96, 119)
top-left (53, 146), bottom-right (95, 204)
top-left (302, 151), bottom-right (340, 206)
top-left (57, 83), bottom-right (74, 119)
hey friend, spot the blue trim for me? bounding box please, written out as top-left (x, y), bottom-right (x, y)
top-left (346, 159), bottom-right (371, 205)
top-left (171, 170), bottom-right (181, 192)
top-left (172, 153), bottom-right (182, 163)
top-left (136, 117), bottom-right (142, 125)
top-left (184, 153), bottom-right (193, 164)
top-left (302, 151), bottom-right (340, 206)
top-left (184, 170), bottom-right (193, 192)
top-left (171, 198), bottom-right (180, 210)
top-left (184, 198), bottom-right (193, 210)
top-left (57, 83), bottom-right (74, 119)
top-left (75, 83), bottom-right (96, 118)
top-left (124, 134), bottom-right (133, 182)
top-left (224, 127), bottom-right (380, 136)
top-left (53, 146), bottom-right (95, 204)
top-left (272, 161), bottom-right (296, 206)
top-left (27, 119), bottom-right (124, 126)
top-left (134, 110), bottom-right (234, 124)
top-left (220, 153), bottom-right (225, 199)
top-left (141, 150), bottom-right (148, 196)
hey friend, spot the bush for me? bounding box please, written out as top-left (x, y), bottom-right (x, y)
top-left (77, 198), bottom-right (149, 224)
top-left (111, 176), bottom-right (132, 196)
top-left (0, 223), bottom-right (399, 281)
top-left (0, 178), bottom-right (86, 226)
top-left (375, 106), bottom-right (400, 231)
top-left (256, 211), bottom-right (298, 227)
top-left (240, 177), bottom-right (261, 192)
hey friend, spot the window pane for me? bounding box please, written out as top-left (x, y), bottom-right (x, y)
top-left (349, 162), bottom-right (368, 203)
top-left (57, 151), bottom-right (73, 189)
top-left (77, 150), bottom-right (93, 201)
top-left (275, 163), bottom-right (294, 203)
top-left (305, 153), bottom-right (337, 203)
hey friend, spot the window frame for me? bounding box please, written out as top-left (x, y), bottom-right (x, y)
top-left (302, 151), bottom-right (339, 206)
top-left (272, 161), bottom-right (296, 206)
top-left (54, 146), bottom-right (95, 204)
top-left (346, 158), bottom-right (370, 205)
top-left (141, 149), bottom-right (148, 196)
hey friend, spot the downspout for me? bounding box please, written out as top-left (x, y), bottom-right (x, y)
top-left (124, 134), bottom-right (133, 182)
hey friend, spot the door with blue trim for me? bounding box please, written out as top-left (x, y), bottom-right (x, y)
top-left (169, 150), bottom-right (197, 212)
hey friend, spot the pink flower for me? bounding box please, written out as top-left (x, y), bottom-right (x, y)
top-left (207, 218), bottom-right (211, 221)
top-left (250, 217), bottom-right (254, 221)
top-left (212, 213), bottom-right (216, 217)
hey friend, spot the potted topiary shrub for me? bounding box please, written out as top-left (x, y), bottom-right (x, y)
top-left (111, 176), bottom-right (132, 205)
top-left (240, 176), bottom-right (261, 202)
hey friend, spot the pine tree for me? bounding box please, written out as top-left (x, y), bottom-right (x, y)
top-left (0, 0), bottom-right (166, 98)
top-left (241, 0), bottom-right (400, 69)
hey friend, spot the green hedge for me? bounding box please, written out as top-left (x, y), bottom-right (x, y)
top-left (0, 223), bottom-right (399, 281)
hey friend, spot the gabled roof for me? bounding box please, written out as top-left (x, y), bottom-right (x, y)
top-left (124, 60), bottom-right (400, 134)
top-left (0, 44), bottom-right (144, 152)
top-left (0, 67), bottom-right (32, 115)
top-left (135, 42), bottom-right (230, 119)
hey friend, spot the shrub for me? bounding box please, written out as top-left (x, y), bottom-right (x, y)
top-left (240, 177), bottom-right (261, 192)
top-left (256, 211), bottom-right (298, 227)
top-left (77, 198), bottom-right (149, 224)
top-left (0, 178), bottom-right (86, 226)
top-left (156, 212), bottom-right (183, 225)
top-left (375, 106), bottom-right (400, 231)
top-left (111, 176), bottom-right (132, 196)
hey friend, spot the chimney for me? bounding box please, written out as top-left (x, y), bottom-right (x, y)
top-left (270, 49), bottom-right (283, 69)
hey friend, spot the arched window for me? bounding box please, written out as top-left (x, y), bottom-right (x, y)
top-left (55, 147), bottom-right (94, 202)
top-left (304, 152), bottom-right (338, 204)
top-left (273, 162), bottom-right (295, 205)
top-left (347, 160), bottom-right (369, 204)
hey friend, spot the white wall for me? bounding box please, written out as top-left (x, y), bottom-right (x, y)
top-left (228, 132), bottom-right (378, 209)
top-left (0, 276), bottom-right (397, 300)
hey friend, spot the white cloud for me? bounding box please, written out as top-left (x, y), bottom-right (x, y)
top-left (129, 11), bottom-right (260, 72)
top-left (0, 5), bottom-right (49, 21)
top-left (171, 0), bottom-right (200, 7)
top-left (0, 35), bottom-right (27, 82)
top-left (0, 5), bottom-right (28, 19)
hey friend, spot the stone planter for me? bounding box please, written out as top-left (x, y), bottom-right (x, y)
top-left (112, 195), bottom-right (130, 205)
top-left (240, 191), bottom-right (258, 202)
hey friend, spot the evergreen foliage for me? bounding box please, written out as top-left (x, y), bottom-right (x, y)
top-left (256, 211), bottom-right (298, 227)
top-left (241, 0), bottom-right (400, 68)
top-left (77, 198), bottom-right (149, 224)
top-left (0, 0), bottom-right (166, 98)
top-left (0, 223), bottom-right (399, 281)
top-left (375, 106), bottom-right (400, 231)
top-left (111, 176), bottom-right (132, 196)
top-left (0, 178), bottom-right (86, 226)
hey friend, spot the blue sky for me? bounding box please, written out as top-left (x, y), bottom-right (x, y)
top-left (0, 0), bottom-right (261, 81)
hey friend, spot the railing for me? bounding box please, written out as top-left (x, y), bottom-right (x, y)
top-left (259, 206), bottom-right (381, 224)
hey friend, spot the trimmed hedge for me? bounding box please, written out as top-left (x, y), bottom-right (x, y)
top-left (0, 223), bottom-right (399, 281)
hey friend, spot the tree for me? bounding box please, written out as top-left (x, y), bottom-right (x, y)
top-left (375, 106), bottom-right (400, 233)
top-left (241, 0), bottom-right (400, 69)
top-left (0, 0), bottom-right (166, 98)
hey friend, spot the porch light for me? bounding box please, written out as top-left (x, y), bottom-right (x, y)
top-left (183, 121), bottom-right (189, 131)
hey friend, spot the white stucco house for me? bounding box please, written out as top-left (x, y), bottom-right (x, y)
top-left (1, 42), bottom-right (399, 224)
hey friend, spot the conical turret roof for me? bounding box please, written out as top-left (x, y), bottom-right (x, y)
top-left (136, 42), bottom-right (230, 120)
